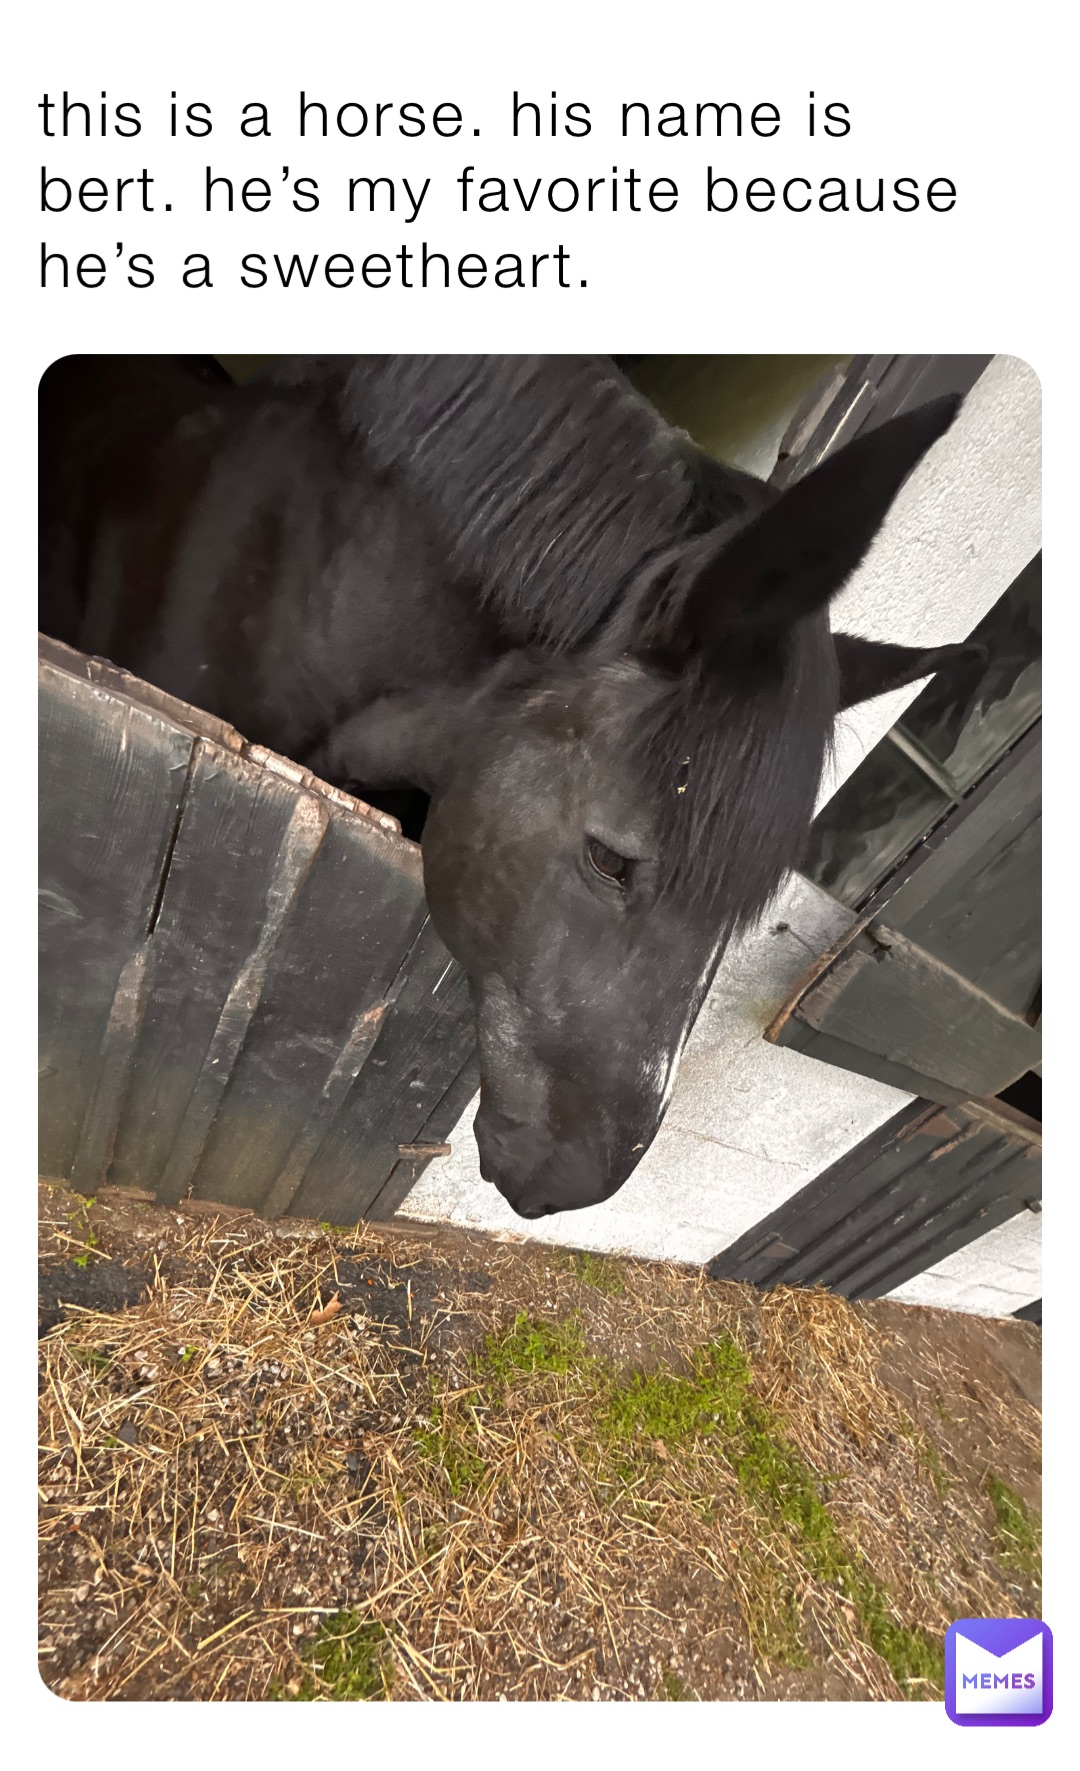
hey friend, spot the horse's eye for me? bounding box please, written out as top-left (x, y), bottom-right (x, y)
top-left (586, 837), bottom-right (633, 889)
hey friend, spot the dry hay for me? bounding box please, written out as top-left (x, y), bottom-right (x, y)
top-left (38, 1181), bottom-right (1041, 1702)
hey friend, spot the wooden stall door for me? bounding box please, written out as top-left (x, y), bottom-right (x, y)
top-left (709, 723), bottom-right (1041, 1297)
top-left (39, 637), bottom-right (476, 1222)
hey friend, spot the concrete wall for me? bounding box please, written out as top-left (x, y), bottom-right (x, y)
top-left (887, 1211), bottom-right (1042, 1317)
top-left (399, 355), bottom-right (1042, 1317)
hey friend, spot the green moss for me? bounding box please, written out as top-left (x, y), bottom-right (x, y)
top-left (477, 1311), bottom-right (591, 1388)
top-left (987, 1474), bottom-right (1041, 1580)
top-left (923, 1441), bottom-right (951, 1500)
top-left (66, 1197), bottom-right (99, 1266)
top-left (415, 1392), bottom-right (488, 1497)
top-left (851, 1578), bottom-right (944, 1693)
top-left (280, 1465), bottom-right (336, 1498)
top-left (599, 1333), bottom-right (941, 1693)
top-left (740, 1561), bottom-right (810, 1668)
top-left (729, 1386), bottom-right (942, 1693)
top-left (73, 1226), bottom-right (100, 1267)
top-left (422, 1316), bottom-right (943, 1694)
top-left (601, 1339), bottom-right (748, 1454)
top-left (569, 1251), bottom-right (625, 1296)
top-left (274, 1612), bottom-right (392, 1701)
top-left (415, 1314), bottom-right (597, 1494)
top-left (658, 1668), bottom-right (692, 1700)
top-left (420, 1525), bottom-right (444, 1558)
top-left (69, 1346), bottom-right (112, 1373)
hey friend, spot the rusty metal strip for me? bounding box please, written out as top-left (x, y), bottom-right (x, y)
top-left (926, 1124), bottom-right (983, 1163)
top-left (244, 741), bottom-right (405, 841)
top-left (763, 911), bottom-right (874, 1045)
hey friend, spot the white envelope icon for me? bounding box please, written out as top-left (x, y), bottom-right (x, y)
top-left (953, 1628), bottom-right (1043, 1713)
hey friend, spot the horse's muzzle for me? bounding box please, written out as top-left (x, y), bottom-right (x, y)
top-left (475, 1102), bottom-right (637, 1219)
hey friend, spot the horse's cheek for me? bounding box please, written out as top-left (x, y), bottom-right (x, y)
top-left (419, 812), bottom-right (518, 974)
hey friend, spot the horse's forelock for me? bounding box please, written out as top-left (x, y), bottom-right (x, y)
top-left (631, 620), bottom-right (838, 928)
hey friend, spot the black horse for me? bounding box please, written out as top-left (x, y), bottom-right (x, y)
top-left (39, 354), bottom-right (975, 1218)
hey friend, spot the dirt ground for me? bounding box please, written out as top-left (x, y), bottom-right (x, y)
top-left (38, 1178), bottom-right (1041, 1703)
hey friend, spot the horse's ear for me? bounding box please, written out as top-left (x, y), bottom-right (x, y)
top-left (670, 397), bottom-right (963, 668)
top-left (834, 633), bottom-right (987, 710)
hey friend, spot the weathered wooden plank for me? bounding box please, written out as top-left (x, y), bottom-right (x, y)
top-left (839, 1155), bottom-right (1038, 1299)
top-left (878, 728), bottom-right (1041, 1015)
top-left (772, 721), bottom-right (1042, 1107)
top-left (708, 1097), bottom-right (1041, 1299)
top-left (106, 741), bottom-right (318, 1197)
top-left (711, 1102), bottom-right (952, 1285)
top-left (40, 636), bottom-right (475, 1225)
top-left (39, 662), bottom-right (194, 1183)
top-left (366, 1051), bottom-right (481, 1221)
top-left (259, 998), bottom-right (390, 1218)
top-left (287, 922), bottom-right (475, 1224)
top-left (38, 633), bottom-right (405, 839)
top-left (789, 922), bottom-right (1040, 1102)
top-left (38, 632), bottom-right (245, 754)
top-left (807, 1110), bottom-right (1038, 1296)
top-left (69, 948), bottom-right (154, 1195)
top-left (152, 788), bottom-right (330, 1204)
top-left (903, 814), bottom-right (1040, 1014)
top-left (186, 811), bottom-right (430, 1209)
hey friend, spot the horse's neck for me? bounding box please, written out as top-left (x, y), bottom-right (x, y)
top-left (277, 356), bottom-right (702, 653)
top-left (41, 357), bottom-right (771, 770)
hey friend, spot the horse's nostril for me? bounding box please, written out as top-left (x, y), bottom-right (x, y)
top-left (475, 1109), bottom-right (547, 1189)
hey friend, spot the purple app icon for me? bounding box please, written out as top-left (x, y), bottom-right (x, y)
top-left (945, 1618), bottom-right (1052, 1726)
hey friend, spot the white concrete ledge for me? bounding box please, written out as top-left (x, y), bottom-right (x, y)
top-left (886, 1212), bottom-right (1041, 1318)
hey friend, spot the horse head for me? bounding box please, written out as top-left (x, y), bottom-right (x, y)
top-left (323, 399), bottom-right (978, 1217)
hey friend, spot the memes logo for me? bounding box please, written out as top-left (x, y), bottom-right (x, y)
top-left (945, 1619), bottom-right (1053, 1726)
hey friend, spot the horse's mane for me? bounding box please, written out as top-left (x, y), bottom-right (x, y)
top-left (266, 355), bottom-right (835, 927)
top-left (265, 355), bottom-right (765, 651)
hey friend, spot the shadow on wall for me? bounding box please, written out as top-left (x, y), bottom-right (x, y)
top-left (625, 354), bottom-right (848, 478)
top-left (215, 355), bottom-right (282, 383)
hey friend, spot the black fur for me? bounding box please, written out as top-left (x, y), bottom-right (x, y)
top-left (39, 354), bottom-right (967, 1217)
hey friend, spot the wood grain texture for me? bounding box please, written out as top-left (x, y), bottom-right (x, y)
top-left (107, 740), bottom-right (315, 1199)
top-left (770, 724), bottom-right (1041, 1106)
top-left (287, 920), bottom-right (475, 1225)
top-left (39, 639), bottom-right (478, 1221)
top-left (39, 662), bottom-right (194, 1181)
top-left (792, 923), bottom-right (1040, 1102)
top-left (879, 727), bottom-right (1041, 1016)
top-left (185, 808), bottom-right (430, 1209)
top-left (709, 1097), bottom-right (1041, 1298)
